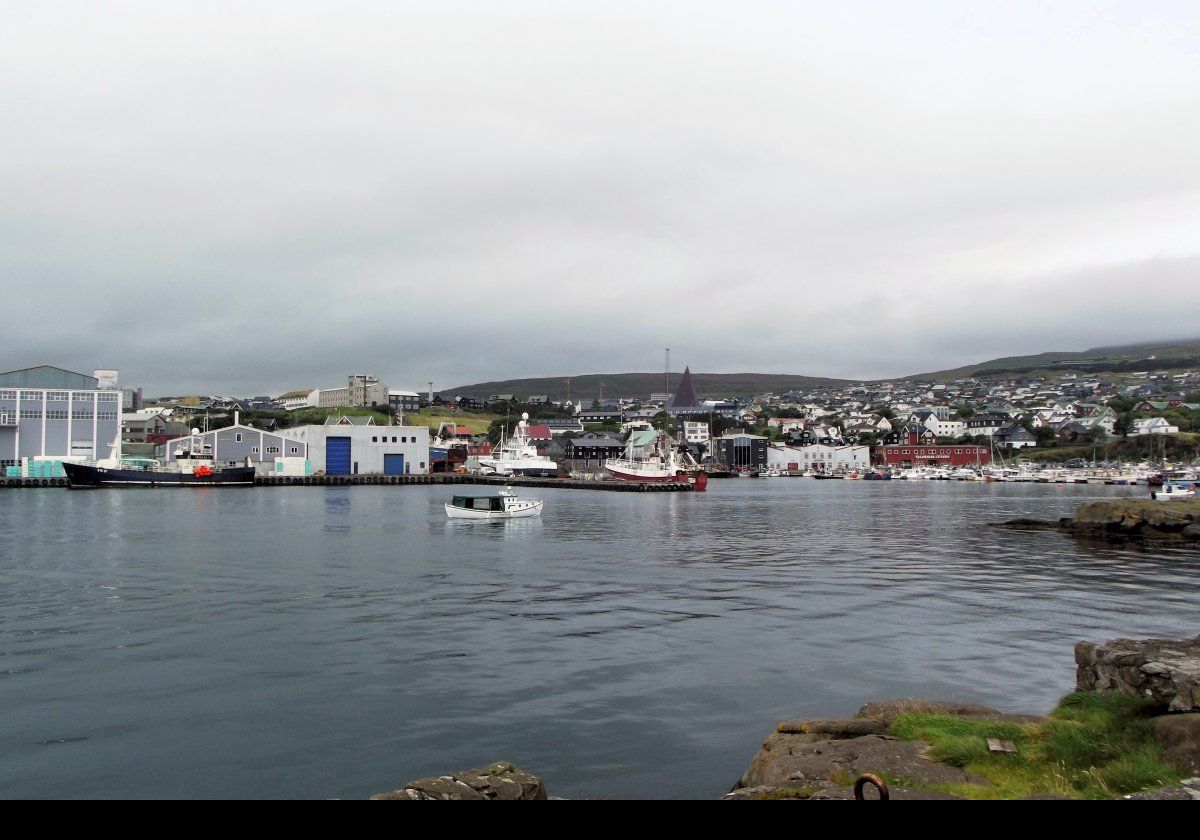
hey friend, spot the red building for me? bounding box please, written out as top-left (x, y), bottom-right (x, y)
top-left (873, 427), bottom-right (990, 467)
top-left (874, 444), bottom-right (991, 468)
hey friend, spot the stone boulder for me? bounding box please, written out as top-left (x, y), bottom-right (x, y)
top-left (733, 709), bottom-right (992, 798)
top-left (371, 761), bottom-right (548, 800)
top-left (1153, 714), bottom-right (1200, 774)
top-left (1066, 500), bottom-right (1200, 540)
top-left (1076, 635), bottom-right (1200, 712)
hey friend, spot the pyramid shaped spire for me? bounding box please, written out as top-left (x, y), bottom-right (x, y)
top-left (668, 366), bottom-right (699, 409)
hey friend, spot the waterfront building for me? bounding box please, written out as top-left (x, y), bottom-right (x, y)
top-left (713, 432), bottom-right (769, 469)
top-left (0, 365), bottom-right (122, 470)
top-left (563, 436), bottom-right (625, 469)
top-left (159, 419), bottom-right (308, 475)
top-left (873, 443), bottom-right (991, 468)
top-left (768, 443), bottom-right (870, 472)
top-left (282, 423), bottom-right (429, 476)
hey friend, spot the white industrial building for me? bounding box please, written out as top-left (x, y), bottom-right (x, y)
top-left (767, 443), bottom-right (871, 473)
top-left (283, 423), bottom-right (430, 476)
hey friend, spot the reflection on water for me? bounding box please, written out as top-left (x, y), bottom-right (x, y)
top-left (0, 481), bottom-right (1196, 799)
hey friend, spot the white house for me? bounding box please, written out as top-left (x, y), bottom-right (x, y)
top-left (276, 389), bottom-right (319, 411)
top-left (766, 418), bottom-right (805, 434)
top-left (1130, 417), bottom-right (1180, 436)
top-left (924, 417), bottom-right (967, 439)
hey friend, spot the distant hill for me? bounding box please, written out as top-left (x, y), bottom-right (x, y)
top-left (902, 339), bottom-right (1200, 382)
top-left (445, 339), bottom-right (1200, 401)
top-left (444, 372), bottom-right (849, 402)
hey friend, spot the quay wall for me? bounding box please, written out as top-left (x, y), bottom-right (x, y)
top-left (0, 475), bottom-right (694, 492)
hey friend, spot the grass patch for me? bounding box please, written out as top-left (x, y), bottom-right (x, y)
top-left (411, 408), bottom-right (500, 436)
top-left (888, 692), bottom-right (1181, 800)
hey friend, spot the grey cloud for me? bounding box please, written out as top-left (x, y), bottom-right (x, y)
top-left (2, 2), bottom-right (1199, 395)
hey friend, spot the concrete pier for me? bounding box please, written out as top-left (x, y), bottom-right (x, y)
top-left (0, 474), bottom-right (695, 492)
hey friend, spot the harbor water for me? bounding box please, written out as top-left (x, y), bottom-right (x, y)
top-left (1, 481), bottom-right (1196, 798)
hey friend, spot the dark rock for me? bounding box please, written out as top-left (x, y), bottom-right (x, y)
top-left (1153, 714), bottom-right (1200, 774)
top-left (990, 518), bottom-right (1061, 531)
top-left (724, 782), bottom-right (965, 800)
top-left (1183, 525), bottom-right (1200, 541)
top-left (1066, 500), bottom-right (1200, 539)
top-left (1075, 635), bottom-right (1200, 712)
top-left (372, 761), bottom-right (548, 800)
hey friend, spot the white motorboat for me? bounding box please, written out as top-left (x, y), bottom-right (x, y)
top-left (445, 489), bottom-right (544, 519)
top-left (1150, 483), bottom-right (1197, 501)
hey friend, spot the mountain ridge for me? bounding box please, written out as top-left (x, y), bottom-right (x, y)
top-left (445, 338), bottom-right (1200, 400)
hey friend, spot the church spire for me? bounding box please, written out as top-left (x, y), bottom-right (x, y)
top-left (669, 366), bottom-right (699, 409)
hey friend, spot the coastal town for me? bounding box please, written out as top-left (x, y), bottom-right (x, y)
top-left (4, 354), bottom-right (1198, 486)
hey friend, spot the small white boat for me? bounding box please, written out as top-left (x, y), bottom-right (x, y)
top-left (445, 489), bottom-right (543, 519)
top-left (1150, 483), bottom-right (1197, 501)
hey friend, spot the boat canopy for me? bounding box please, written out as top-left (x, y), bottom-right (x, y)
top-left (451, 495), bottom-right (507, 511)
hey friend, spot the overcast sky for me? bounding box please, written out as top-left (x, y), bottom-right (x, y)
top-left (3, 2), bottom-right (1199, 395)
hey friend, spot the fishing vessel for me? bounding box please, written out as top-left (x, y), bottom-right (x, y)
top-left (63, 431), bottom-right (256, 488)
top-left (478, 414), bottom-right (559, 477)
top-left (444, 489), bottom-right (543, 519)
top-left (605, 430), bottom-right (702, 483)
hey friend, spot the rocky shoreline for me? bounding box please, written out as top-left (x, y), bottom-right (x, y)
top-left (369, 634), bottom-right (1200, 801)
top-left (992, 499), bottom-right (1200, 546)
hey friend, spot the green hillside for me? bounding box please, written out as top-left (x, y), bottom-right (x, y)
top-left (903, 338), bottom-right (1200, 382)
top-left (444, 372), bottom-right (849, 401)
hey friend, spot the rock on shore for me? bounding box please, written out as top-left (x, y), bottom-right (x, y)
top-left (993, 499), bottom-right (1200, 545)
top-left (371, 761), bottom-right (548, 800)
top-left (726, 700), bottom-right (1035, 801)
top-left (1076, 635), bottom-right (1200, 713)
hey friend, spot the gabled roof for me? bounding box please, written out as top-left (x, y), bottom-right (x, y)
top-left (325, 415), bottom-right (375, 426)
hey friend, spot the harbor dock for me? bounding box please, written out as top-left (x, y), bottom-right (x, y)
top-left (0, 474), bottom-right (696, 492)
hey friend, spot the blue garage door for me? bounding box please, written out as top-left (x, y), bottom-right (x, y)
top-left (326, 437), bottom-right (351, 475)
top-left (383, 454), bottom-right (405, 476)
